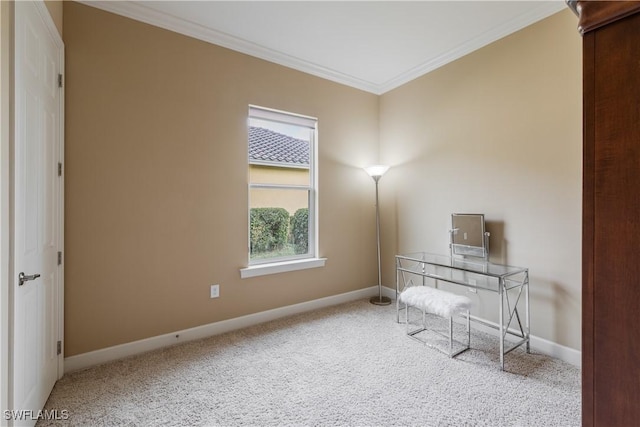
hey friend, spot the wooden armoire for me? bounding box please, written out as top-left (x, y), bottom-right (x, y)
top-left (568, 1), bottom-right (640, 426)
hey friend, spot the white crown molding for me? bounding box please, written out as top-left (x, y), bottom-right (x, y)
top-left (79, 1), bottom-right (567, 95)
top-left (78, 0), bottom-right (381, 94)
top-left (377, 1), bottom-right (567, 94)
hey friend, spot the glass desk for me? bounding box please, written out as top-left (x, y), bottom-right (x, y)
top-left (396, 252), bottom-right (530, 371)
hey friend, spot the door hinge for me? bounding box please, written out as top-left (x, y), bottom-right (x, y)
top-left (57, 251), bottom-right (62, 266)
top-left (57, 341), bottom-right (62, 355)
top-left (58, 74), bottom-right (63, 88)
top-left (58, 162), bottom-right (62, 177)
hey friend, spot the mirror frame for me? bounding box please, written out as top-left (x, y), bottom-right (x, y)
top-left (450, 213), bottom-right (488, 259)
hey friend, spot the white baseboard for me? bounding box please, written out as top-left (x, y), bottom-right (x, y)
top-left (381, 285), bottom-right (396, 300)
top-left (64, 286), bottom-right (379, 373)
top-left (467, 315), bottom-right (581, 367)
top-left (65, 284), bottom-right (580, 373)
top-left (529, 334), bottom-right (581, 367)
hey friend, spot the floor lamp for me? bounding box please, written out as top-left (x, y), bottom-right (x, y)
top-left (365, 165), bottom-right (392, 306)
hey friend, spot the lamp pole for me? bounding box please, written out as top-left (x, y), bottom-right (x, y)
top-left (365, 165), bottom-right (391, 306)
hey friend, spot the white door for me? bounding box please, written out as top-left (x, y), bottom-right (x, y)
top-left (13, 1), bottom-right (62, 424)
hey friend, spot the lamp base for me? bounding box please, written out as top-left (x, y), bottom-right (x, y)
top-left (369, 295), bottom-right (392, 306)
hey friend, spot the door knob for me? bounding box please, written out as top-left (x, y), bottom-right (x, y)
top-left (18, 272), bottom-right (40, 286)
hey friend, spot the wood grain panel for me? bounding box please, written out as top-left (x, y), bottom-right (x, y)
top-left (592, 12), bottom-right (640, 426)
top-left (581, 29), bottom-right (595, 427)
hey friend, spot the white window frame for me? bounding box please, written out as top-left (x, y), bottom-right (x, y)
top-left (240, 106), bottom-right (325, 278)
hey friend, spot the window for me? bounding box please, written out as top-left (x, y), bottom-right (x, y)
top-left (244, 105), bottom-right (320, 274)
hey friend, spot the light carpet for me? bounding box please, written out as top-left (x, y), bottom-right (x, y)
top-left (38, 299), bottom-right (580, 426)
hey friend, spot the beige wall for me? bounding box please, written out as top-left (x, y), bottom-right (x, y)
top-left (379, 10), bottom-right (582, 350)
top-left (64, 3), bottom-right (582, 356)
top-left (63, 2), bottom-right (380, 356)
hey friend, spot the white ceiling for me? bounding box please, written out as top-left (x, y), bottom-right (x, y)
top-left (83, 1), bottom-right (567, 94)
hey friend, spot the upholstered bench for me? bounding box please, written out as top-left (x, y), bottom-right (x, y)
top-left (398, 286), bottom-right (472, 358)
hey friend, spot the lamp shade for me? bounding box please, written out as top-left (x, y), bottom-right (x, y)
top-left (364, 165), bottom-right (390, 178)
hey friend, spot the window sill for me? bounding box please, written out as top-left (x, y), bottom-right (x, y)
top-left (240, 257), bottom-right (327, 279)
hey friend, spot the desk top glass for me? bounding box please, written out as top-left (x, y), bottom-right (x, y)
top-left (396, 252), bottom-right (528, 279)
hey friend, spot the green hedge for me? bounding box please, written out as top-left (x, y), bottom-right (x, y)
top-left (290, 208), bottom-right (309, 254)
top-left (250, 208), bottom-right (290, 253)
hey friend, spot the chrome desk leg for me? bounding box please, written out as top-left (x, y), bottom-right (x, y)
top-left (499, 278), bottom-right (505, 371)
top-left (405, 302), bottom-right (410, 335)
top-left (467, 310), bottom-right (471, 349)
top-left (396, 259), bottom-right (400, 323)
top-left (525, 270), bottom-right (530, 353)
top-left (449, 316), bottom-right (453, 356)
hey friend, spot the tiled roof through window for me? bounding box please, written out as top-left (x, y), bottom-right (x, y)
top-left (249, 126), bottom-right (309, 167)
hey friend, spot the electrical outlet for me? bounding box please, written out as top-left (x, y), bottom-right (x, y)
top-left (210, 284), bottom-right (220, 299)
top-left (468, 279), bottom-right (477, 293)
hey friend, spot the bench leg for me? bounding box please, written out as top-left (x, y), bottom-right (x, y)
top-left (449, 316), bottom-right (454, 356)
top-left (405, 302), bottom-right (409, 334)
top-left (405, 306), bottom-right (471, 359)
top-left (467, 310), bottom-right (471, 349)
